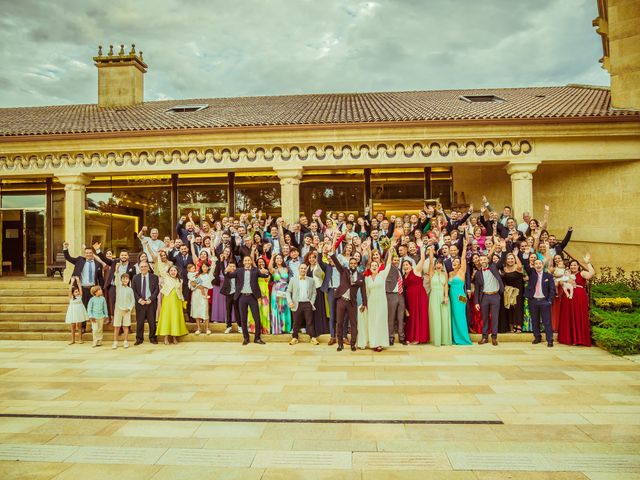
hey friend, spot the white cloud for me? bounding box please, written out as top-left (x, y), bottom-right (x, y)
top-left (0, 0), bottom-right (610, 107)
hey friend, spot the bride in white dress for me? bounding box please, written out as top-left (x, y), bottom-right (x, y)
top-left (358, 246), bottom-right (394, 352)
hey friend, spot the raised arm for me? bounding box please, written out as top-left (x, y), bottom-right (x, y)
top-left (540, 205), bottom-right (550, 230)
top-left (427, 246), bottom-right (434, 277)
top-left (580, 253), bottom-right (596, 280)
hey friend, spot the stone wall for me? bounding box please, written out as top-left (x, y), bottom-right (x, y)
top-left (454, 161), bottom-right (640, 273)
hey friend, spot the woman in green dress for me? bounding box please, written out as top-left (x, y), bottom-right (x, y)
top-left (156, 265), bottom-right (189, 344)
top-left (249, 256), bottom-right (271, 335)
top-left (448, 238), bottom-right (472, 345)
top-left (428, 247), bottom-right (452, 346)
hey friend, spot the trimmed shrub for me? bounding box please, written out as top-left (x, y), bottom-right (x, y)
top-left (592, 327), bottom-right (640, 356)
top-left (594, 297), bottom-right (634, 311)
top-left (591, 283), bottom-right (640, 308)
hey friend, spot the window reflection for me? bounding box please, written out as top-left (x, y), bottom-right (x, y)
top-left (234, 172), bottom-right (281, 216)
top-left (300, 170), bottom-right (364, 218)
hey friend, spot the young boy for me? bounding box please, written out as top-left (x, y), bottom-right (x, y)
top-left (87, 286), bottom-right (108, 347)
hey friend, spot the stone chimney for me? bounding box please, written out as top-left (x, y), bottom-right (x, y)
top-left (593, 0), bottom-right (640, 110)
top-left (93, 44), bottom-right (147, 108)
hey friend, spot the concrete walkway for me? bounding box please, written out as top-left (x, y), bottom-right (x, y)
top-left (0, 340), bottom-right (639, 479)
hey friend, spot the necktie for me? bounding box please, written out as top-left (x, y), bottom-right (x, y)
top-left (88, 261), bottom-right (94, 283)
top-left (142, 275), bottom-right (147, 300)
top-left (535, 273), bottom-right (543, 298)
top-left (397, 271), bottom-right (403, 294)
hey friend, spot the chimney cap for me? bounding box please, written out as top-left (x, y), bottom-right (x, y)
top-left (94, 43), bottom-right (147, 72)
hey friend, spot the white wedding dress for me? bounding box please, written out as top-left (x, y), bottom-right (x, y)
top-left (358, 261), bottom-right (391, 349)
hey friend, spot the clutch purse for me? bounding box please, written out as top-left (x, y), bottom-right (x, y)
top-left (379, 237), bottom-right (391, 250)
top-left (458, 295), bottom-right (467, 304)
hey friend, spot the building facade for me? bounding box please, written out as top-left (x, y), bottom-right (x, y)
top-left (1, 1), bottom-right (639, 276)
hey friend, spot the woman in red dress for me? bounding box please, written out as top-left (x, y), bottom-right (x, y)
top-left (403, 247), bottom-right (430, 344)
top-left (558, 254), bottom-right (595, 346)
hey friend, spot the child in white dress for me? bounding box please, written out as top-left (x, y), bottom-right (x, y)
top-left (190, 262), bottom-right (213, 335)
top-left (65, 278), bottom-right (88, 345)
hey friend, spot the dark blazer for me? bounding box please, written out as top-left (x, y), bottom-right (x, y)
top-left (97, 252), bottom-right (136, 288)
top-left (551, 229), bottom-right (573, 256)
top-left (132, 272), bottom-right (160, 302)
top-left (330, 253), bottom-right (367, 308)
top-left (472, 263), bottom-right (505, 305)
top-left (213, 259), bottom-right (236, 286)
top-left (172, 252), bottom-right (194, 277)
top-left (385, 265), bottom-right (403, 293)
top-left (225, 266), bottom-right (269, 300)
top-left (524, 270), bottom-right (556, 302)
top-left (63, 249), bottom-right (104, 286)
top-left (176, 220), bottom-right (196, 246)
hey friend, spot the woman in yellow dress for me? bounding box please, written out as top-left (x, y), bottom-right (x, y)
top-left (156, 265), bottom-right (189, 344)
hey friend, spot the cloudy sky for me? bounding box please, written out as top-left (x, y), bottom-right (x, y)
top-left (0, 0), bottom-right (608, 108)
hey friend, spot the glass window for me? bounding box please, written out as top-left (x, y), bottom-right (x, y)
top-left (0, 180), bottom-right (46, 209)
top-left (234, 172), bottom-right (281, 217)
top-left (431, 168), bottom-right (453, 210)
top-left (178, 174), bottom-right (228, 224)
top-left (371, 168), bottom-right (424, 217)
top-left (300, 169), bottom-right (364, 218)
top-left (52, 182), bottom-right (65, 258)
top-left (86, 175), bottom-right (172, 253)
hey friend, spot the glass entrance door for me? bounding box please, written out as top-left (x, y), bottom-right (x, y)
top-left (25, 210), bottom-right (45, 275)
top-left (0, 209), bottom-right (46, 276)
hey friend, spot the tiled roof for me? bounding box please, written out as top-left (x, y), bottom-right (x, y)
top-left (0, 85), bottom-right (637, 137)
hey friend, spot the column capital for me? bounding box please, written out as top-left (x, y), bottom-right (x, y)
top-left (505, 161), bottom-right (540, 176)
top-left (275, 167), bottom-right (303, 185)
top-left (55, 173), bottom-right (93, 186)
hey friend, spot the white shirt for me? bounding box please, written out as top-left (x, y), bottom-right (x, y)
top-left (141, 236), bottom-right (165, 259)
top-left (482, 268), bottom-right (499, 293)
top-left (517, 222), bottom-right (529, 234)
top-left (298, 277), bottom-right (310, 302)
top-left (241, 269), bottom-right (252, 294)
top-left (81, 260), bottom-right (96, 287)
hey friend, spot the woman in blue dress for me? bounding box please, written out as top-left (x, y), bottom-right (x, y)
top-left (448, 237), bottom-right (472, 345)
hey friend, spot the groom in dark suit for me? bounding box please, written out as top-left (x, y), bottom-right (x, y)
top-left (224, 255), bottom-right (270, 345)
top-left (132, 262), bottom-right (160, 346)
top-left (524, 258), bottom-right (557, 347)
top-left (473, 255), bottom-right (504, 345)
top-left (330, 249), bottom-right (367, 352)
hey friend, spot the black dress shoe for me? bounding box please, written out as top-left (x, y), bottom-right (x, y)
top-left (254, 339), bottom-right (266, 345)
top-left (547, 342), bottom-right (554, 347)
top-left (242, 339), bottom-right (249, 346)
top-left (491, 338), bottom-right (498, 346)
top-left (337, 344), bottom-right (343, 352)
top-left (134, 340), bottom-right (143, 346)
top-left (150, 339), bottom-right (158, 345)
top-left (532, 338), bottom-right (542, 344)
top-left (389, 338), bottom-right (395, 346)
top-left (350, 345), bottom-right (357, 352)
top-left (400, 339), bottom-right (408, 346)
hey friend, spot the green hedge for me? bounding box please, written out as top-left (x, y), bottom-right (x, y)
top-left (592, 327), bottom-right (640, 356)
top-left (590, 284), bottom-right (640, 356)
top-left (591, 283), bottom-right (640, 308)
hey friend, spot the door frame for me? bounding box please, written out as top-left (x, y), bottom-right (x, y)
top-left (0, 208), bottom-right (47, 277)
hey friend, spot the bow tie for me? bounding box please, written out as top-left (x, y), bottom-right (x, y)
top-left (482, 268), bottom-right (489, 271)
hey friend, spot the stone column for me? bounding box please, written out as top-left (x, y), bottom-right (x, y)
top-left (276, 168), bottom-right (303, 225)
top-left (56, 174), bottom-right (92, 281)
top-left (505, 162), bottom-right (540, 221)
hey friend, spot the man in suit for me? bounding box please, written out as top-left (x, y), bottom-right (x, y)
top-left (132, 262), bottom-right (160, 345)
top-left (385, 253), bottom-right (406, 346)
top-left (525, 258), bottom-right (557, 347)
top-left (171, 244), bottom-right (194, 319)
top-left (286, 263), bottom-right (319, 345)
top-left (473, 254), bottom-right (504, 345)
top-left (322, 246), bottom-right (345, 346)
top-left (176, 215), bottom-right (197, 245)
top-left (548, 227), bottom-right (573, 258)
top-left (95, 245), bottom-right (136, 324)
top-left (331, 249), bottom-right (367, 352)
top-left (63, 241), bottom-right (104, 332)
top-left (214, 256), bottom-right (240, 334)
top-left (224, 256), bottom-right (270, 345)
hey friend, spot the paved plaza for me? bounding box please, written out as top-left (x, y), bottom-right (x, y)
top-left (0, 340), bottom-right (639, 479)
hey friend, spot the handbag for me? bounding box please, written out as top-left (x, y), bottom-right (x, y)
top-left (458, 294), bottom-right (467, 304)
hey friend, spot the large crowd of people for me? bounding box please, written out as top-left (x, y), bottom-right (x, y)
top-left (62, 196), bottom-right (595, 351)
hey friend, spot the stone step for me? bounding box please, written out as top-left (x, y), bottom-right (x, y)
top-left (0, 296), bottom-right (68, 304)
top-left (0, 279), bottom-right (67, 286)
top-left (0, 312), bottom-right (68, 321)
top-left (0, 304), bottom-right (68, 313)
top-left (0, 321), bottom-right (233, 333)
top-left (0, 288), bottom-right (69, 296)
top-left (0, 328), bottom-right (546, 343)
